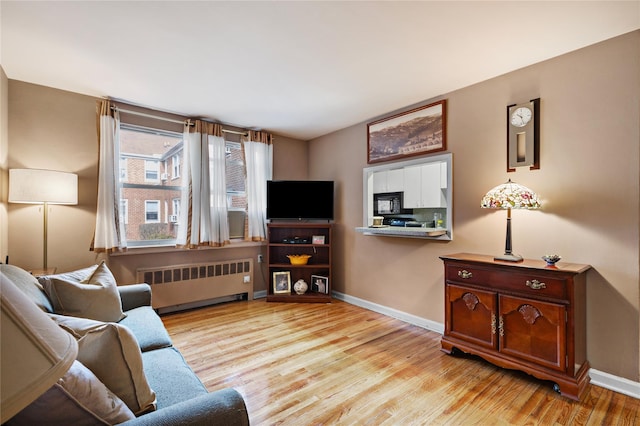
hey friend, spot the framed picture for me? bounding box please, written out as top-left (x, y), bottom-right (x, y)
top-left (367, 99), bottom-right (447, 164)
top-left (273, 271), bottom-right (291, 294)
top-left (311, 275), bottom-right (329, 294)
top-left (312, 235), bottom-right (325, 245)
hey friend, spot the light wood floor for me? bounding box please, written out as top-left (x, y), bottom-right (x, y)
top-left (161, 299), bottom-right (639, 425)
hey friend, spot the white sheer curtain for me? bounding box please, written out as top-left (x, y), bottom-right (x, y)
top-left (243, 131), bottom-right (273, 241)
top-left (177, 121), bottom-right (229, 247)
top-left (92, 100), bottom-right (126, 252)
top-left (208, 130), bottom-right (230, 244)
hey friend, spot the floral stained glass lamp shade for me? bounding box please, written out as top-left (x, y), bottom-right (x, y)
top-left (481, 179), bottom-right (541, 262)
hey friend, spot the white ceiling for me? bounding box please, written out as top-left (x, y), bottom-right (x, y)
top-left (2, 1), bottom-right (638, 141)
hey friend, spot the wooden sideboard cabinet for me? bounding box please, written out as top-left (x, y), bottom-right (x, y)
top-left (440, 253), bottom-right (591, 401)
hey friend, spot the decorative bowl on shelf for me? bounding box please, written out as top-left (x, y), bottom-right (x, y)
top-left (542, 254), bottom-right (561, 266)
top-left (287, 254), bottom-right (311, 265)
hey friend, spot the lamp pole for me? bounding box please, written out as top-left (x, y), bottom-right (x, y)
top-left (42, 202), bottom-right (49, 270)
top-left (504, 207), bottom-right (513, 256)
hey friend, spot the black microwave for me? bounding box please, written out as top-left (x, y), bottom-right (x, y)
top-left (373, 192), bottom-right (403, 215)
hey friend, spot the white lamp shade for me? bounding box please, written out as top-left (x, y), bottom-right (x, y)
top-left (9, 169), bottom-right (78, 205)
top-left (0, 273), bottom-right (78, 421)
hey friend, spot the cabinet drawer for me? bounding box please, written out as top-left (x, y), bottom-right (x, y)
top-left (498, 272), bottom-right (567, 300)
top-left (446, 264), bottom-right (491, 285)
top-left (445, 264), bottom-right (567, 301)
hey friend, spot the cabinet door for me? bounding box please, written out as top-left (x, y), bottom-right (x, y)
top-left (499, 295), bottom-right (566, 372)
top-left (420, 162), bottom-right (444, 207)
top-left (403, 164), bottom-right (445, 208)
top-left (372, 169), bottom-right (404, 194)
top-left (446, 284), bottom-right (498, 350)
top-left (403, 165), bottom-right (422, 208)
top-left (372, 170), bottom-right (387, 194)
top-left (386, 168), bottom-right (404, 192)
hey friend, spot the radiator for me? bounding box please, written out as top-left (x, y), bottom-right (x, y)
top-left (136, 259), bottom-right (253, 311)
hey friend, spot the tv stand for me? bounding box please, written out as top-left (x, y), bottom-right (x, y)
top-left (266, 223), bottom-right (332, 303)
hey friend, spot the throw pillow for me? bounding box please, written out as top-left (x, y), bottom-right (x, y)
top-left (40, 262), bottom-right (126, 322)
top-left (49, 314), bottom-right (157, 415)
top-left (6, 360), bottom-right (135, 426)
top-left (0, 265), bottom-right (54, 313)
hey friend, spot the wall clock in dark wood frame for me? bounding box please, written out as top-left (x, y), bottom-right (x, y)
top-left (507, 98), bottom-right (540, 172)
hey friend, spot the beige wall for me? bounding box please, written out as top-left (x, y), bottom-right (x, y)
top-left (1, 67), bottom-right (8, 263)
top-left (7, 81), bottom-right (99, 272)
top-left (309, 31), bottom-right (640, 381)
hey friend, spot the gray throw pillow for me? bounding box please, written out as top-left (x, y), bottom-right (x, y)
top-left (40, 262), bottom-right (126, 322)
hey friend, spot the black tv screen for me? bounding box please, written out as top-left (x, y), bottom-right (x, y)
top-left (266, 180), bottom-right (334, 221)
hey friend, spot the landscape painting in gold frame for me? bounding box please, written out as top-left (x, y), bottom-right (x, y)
top-left (367, 100), bottom-right (446, 164)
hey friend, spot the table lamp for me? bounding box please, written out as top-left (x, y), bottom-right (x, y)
top-left (8, 169), bottom-right (78, 270)
top-left (481, 179), bottom-right (540, 262)
top-left (1, 272), bottom-right (78, 421)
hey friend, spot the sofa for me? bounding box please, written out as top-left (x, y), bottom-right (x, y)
top-left (0, 263), bottom-right (249, 425)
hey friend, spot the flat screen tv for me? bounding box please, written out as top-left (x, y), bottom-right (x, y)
top-left (266, 180), bottom-right (334, 221)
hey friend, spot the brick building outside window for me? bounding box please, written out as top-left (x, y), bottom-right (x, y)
top-left (120, 125), bottom-right (183, 245)
top-left (119, 124), bottom-right (248, 246)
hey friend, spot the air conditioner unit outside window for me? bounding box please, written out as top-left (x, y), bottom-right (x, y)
top-left (169, 215), bottom-right (179, 223)
top-left (161, 173), bottom-right (169, 181)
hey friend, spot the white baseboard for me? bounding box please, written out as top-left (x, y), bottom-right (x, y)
top-left (331, 291), bottom-right (640, 400)
top-left (589, 368), bottom-right (640, 399)
top-left (332, 291), bottom-right (444, 334)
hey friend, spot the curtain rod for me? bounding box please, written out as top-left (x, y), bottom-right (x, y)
top-left (112, 106), bottom-right (249, 136)
top-left (222, 129), bottom-right (248, 136)
top-left (112, 106), bottom-right (187, 125)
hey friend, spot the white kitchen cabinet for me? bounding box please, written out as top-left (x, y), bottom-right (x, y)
top-left (372, 168), bottom-right (404, 194)
top-left (403, 162), bottom-right (446, 208)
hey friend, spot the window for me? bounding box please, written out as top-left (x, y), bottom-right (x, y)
top-left (225, 142), bottom-right (247, 212)
top-left (145, 200), bottom-right (160, 223)
top-left (224, 142), bottom-right (247, 239)
top-left (172, 198), bottom-right (181, 217)
top-left (145, 160), bottom-right (159, 182)
top-left (120, 199), bottom-right (129, 225)
top-left (119, 124), bottom-right (183, 246)
top-left (172, 154), bottom-right (180, 179)
top-left (120, 158), bottom-right (128, 181)
top-left (118, 121), bottom-right (252, 247)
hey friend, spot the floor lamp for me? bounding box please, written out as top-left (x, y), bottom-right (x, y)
top-left (8, 169), bottom-right (78, 271)
top-left (480, 179), bottom-right (541, 262)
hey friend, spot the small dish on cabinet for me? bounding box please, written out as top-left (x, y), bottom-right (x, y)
top-left (542, 254), bottom-right (561, 266)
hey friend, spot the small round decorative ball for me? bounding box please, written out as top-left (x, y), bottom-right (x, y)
top-left (542, 254), bottom-right (561, 265)
top-left (293, 279), bottom-right (308, 295)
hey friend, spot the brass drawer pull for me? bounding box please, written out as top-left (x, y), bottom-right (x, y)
top-left (491, 313), bottom-right (497, 335)
top-left (458, 270), bottom-right (473, 279)
top-left (526, 279), bottom-right (546, 290)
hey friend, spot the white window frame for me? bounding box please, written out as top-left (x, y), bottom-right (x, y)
top-left (120, 199), bottom-right (129, 225)
top-left (145, 160), bottom-right (160, 182)
top-left (145, 200), bottom-right (160, 223)
top-left (120, 158), bottom-right (128, 182)
top-left (224, 141), bottom-right (247, 234)
top-left (172, 198), bottom-right (181, 217)
top-left (172, 154), bottom-right (180, 179)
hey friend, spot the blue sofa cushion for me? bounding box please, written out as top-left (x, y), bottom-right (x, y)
top-left (141, 347), bottom-right (208, 410)
top-left (118, 306), bottom-right (173, 352)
